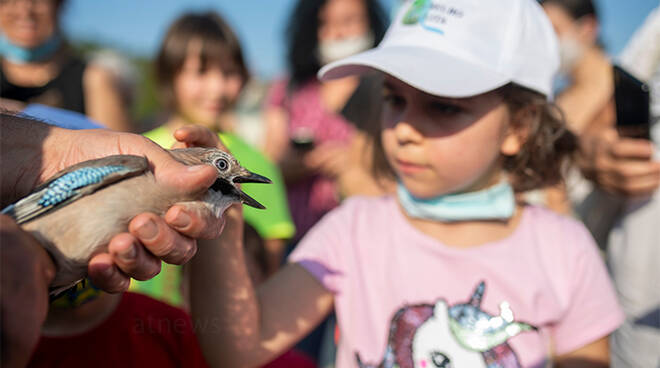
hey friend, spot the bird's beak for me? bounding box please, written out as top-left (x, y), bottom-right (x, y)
top-left (233, 170), bottom-right (272, 184)
top-left (233, 169), bottom-right (271, 209)
top-left (210, 169), bottom-right (271, 210)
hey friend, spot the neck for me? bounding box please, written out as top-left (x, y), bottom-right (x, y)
top-left (402, 201), bottom-right (526, 248)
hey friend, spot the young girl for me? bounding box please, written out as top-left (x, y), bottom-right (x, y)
top-left (131, 12), bottom-right (295, 305)
top-left (190, 1), bottom-right (623, 367)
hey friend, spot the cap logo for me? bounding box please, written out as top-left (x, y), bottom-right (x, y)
top-left (401, 0), bottom-right (465, 35)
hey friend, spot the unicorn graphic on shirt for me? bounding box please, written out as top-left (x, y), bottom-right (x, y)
top-left (356, 281), bottom-right (537, 368)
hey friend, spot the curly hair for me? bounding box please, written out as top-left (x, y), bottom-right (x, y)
top-left (498, 84), bottom-right (577, 192)
top-left (370, 83), bottom-right (578, 193)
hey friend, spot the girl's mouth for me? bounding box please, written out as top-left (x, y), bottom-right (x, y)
top-left (395, 159), bottom-right (426, 175)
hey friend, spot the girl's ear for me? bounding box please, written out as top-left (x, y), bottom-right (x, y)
top-left (501, 105), bottom-right (537, 156)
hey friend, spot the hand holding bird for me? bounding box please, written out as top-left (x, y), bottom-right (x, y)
top-left (2, 146), bottom-right (270, 295)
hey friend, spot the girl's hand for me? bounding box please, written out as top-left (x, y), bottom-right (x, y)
top-left (171, 125), bottom-right (228, 151)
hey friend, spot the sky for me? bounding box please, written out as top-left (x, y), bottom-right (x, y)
top-left (60, 0), bottom-right (659, 80)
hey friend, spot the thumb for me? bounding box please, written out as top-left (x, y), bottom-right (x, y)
top-left (153, 156), bottom-right (217, 195)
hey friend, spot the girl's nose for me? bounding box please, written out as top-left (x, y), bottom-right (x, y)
top-left (392, 119), bottom-right (423, 145)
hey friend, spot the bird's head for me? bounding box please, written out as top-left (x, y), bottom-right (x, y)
top-left (172, 148), bottom-right (271, 209)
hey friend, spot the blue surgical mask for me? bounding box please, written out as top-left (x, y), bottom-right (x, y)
top-left (0, 33), bottom-right (61, 64)
top-left (397, 180), bottom-right (515, 222)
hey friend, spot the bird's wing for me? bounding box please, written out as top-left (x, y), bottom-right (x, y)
top-left (1, 155), bottom-right (148, 224)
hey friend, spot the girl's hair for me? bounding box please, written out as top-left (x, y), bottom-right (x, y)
top-left (155, 11), bottom-right (249, 110)
top-left (370, 84), bottom-right (578, 193)
top-left (285, 0), bottom-right (388, 88)
top-left (540, 0), bottom-right (598, 20)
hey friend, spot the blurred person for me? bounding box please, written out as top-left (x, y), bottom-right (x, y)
top-left (88, 49), bottom-right (139, 113)
top-left (541, 0), bottom-right (613, 134)
top-left (577, 6), bottom-right (660, 368)
top-left (263, 0), bottom-right (390, 244)
top-left (130, 12), bottom-right (295, 308)
top-left (189, 1), bottom-right (624, 367)
top-left (536, 0), bottom-right (612, 214)
top-left (0, 0), bottom-right (133, 131)
top-left (0, 111), bottom-right (225, 367)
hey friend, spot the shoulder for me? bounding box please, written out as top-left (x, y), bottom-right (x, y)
top-left (524, 205), bottom-right (594, 247)
top-left (143, 126), bottom-right (175, 148)
top-left (322, 195), bottom-right (397, 228)
top-left (82, 63), bottom-right (114, 89)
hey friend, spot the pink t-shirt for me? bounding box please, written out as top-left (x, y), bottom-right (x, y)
top-left (266, 78), bottom-right (355, 240)
top-left (289, 196), bottom-right (624, 368)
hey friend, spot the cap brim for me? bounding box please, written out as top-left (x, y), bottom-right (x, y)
top-left (319, 46), bottom-right (510, 98)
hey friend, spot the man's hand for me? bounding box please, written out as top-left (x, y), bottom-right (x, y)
top-left (0, 215), bottom-right (55, 368)
top-left (4, 123), bottom-right (224, 293)
top-left (579, 128), bottom-right (660, 196)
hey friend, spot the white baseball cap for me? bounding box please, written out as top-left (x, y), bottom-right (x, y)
top-left (319, 0), bottom-right (559, 99)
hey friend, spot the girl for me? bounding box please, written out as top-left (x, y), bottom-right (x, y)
top-left (190, 1), bottom-right (623, 367)
top-left (132, 12), bottom-right (295, 305)
top-left (264, 0), bottom-right (390, 243)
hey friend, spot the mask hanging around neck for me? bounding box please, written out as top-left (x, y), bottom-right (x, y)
top-left (0, 33), bottom-right (62, 64)
top-left (397, 180), bottom-right (516, 222)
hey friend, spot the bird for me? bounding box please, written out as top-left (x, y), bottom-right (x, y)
top-left (1, 147), bottom-right (271, 295)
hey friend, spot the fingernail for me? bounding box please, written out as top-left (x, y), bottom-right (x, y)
top-left (170, 210), bottom-right (191, 229)
top-left (136, 220), bottom-right (158, 241)
top-left (120, 244), bottom-right (137, 261)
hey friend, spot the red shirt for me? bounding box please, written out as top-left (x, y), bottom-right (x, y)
top-left (28, 292), bottom-right (208, 368)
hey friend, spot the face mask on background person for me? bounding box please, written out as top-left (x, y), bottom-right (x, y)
top-left (557, 35), bottom-right (585, 74)
top-left (317, 32), bottom-right (374, 66)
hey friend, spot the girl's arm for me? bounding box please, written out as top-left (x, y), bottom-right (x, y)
top-left (554, 337), bottom-right (609, 368)
top-left (83, 65), bottom-right (134, 132)
top-left (189, 205), bottom-right (334, 368)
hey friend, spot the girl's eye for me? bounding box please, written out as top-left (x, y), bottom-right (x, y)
top-left (383, 93), bottom-right (405, 108)
top-left (215, 158), bottom-right (229, 171)
top-left (429, 102), bottom-right (462, 114)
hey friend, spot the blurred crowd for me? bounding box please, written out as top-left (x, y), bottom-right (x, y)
top-left (0, 0), bottom-right (658, 367)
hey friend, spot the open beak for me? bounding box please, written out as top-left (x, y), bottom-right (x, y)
top-left (233, 170), bottom-right (272, 184)
top-left (210, 169), bottom-right (271, 210)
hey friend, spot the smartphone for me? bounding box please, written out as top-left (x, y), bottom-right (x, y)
top-left (290, 127), bottom-right (315, 151)
top-left (290, 137), bottom-right (315, 150)
top-left (613, 64), bottom-right (651, 140)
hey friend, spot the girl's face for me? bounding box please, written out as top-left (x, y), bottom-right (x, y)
top-left (381, 76), bottom-right (524, 199)
top-left (317, 0), bottom-right (369, 42)
top-left (0, 0), bottom-right (58, 48)
top-left (173, 43), bottom-right (244, 128)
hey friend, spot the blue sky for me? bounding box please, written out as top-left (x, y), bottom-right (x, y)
top-left (60, 0), bottom-right (658, 79)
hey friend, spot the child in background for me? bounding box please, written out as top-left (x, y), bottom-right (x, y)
top-left (131, 11), bottom-right (295, 306)
top-left (189, 0), bottom-right (624, 367)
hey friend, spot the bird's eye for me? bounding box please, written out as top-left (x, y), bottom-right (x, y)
top-left (215, 158), bottom-right (229, 171)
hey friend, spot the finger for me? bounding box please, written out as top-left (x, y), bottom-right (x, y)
top-left (107, 233), bottom-right (161, 281)
top-left (609, 139), bottom-right (655, 160)
top-left (611, 160), bottom-right (660, 183)
top-left (87, 253), bottom-right (130, 293)
top-left (173, 125), bottom-right (227, 150)
top-left (119, 134), bottom-right (218, 195)
top-left (154, 159), bottom-right (218, 195)
top-left (129, 213), bottom-right (198, 265)
top-left (599, 169), bottom-right (660, 197)
top-left (164, 203), bottom-right (226, 239)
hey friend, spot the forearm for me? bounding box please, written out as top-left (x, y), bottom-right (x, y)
top-left (189, 208), bottom-right (333, 367)
top-left (0, 113), bottom-right (59, 205)
top-left (189, 208), bottom-right (266, 367)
